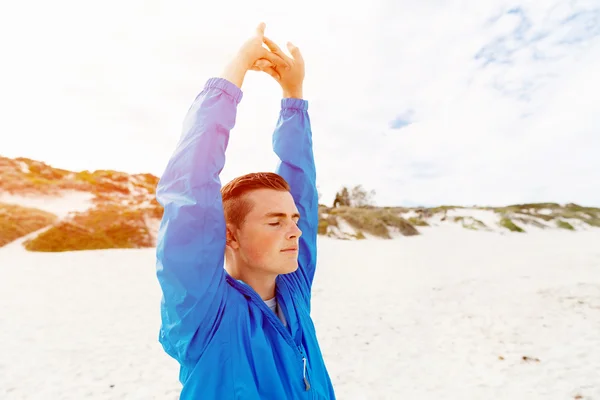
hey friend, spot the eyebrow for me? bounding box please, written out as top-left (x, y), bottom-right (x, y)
top-left (263, 212), bottom-right (301, 219)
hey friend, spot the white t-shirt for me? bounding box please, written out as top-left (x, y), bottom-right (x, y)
top-left (264, 297), bottom-right (287, 327)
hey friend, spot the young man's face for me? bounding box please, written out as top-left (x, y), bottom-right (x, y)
top-left (230, 188), bottom-right (302, 276)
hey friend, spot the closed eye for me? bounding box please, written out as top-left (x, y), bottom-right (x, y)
top-left (268, 220), bottom-right (299, 227)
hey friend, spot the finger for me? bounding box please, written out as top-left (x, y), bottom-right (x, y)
top-left (263, 36), bottom-right (288, 60)
top-left (256, 22), bottom-right (266, 36)
top-left (262, 36), bottom-right (281, 52)
top-left (249, 58), bottom-right (271, 72)
top-left (255, 59), bottom-right (271, 69)
top-left (263, 36), bottom-right (293, 67)
top-left (261, 66), bottom-right (281, 81)
top-left (286, 42), bottom-right (303, 63)
top-left (261, 49), bottom-right (290, 70)
top-left (249, 63), bottom-right (281, 80)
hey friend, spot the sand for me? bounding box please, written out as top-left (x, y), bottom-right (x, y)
top-left (1, 227), bottom-right (599, 399)
top-left (0, 191), bottom-right (94, 219)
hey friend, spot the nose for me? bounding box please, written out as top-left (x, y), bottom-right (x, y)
top-left (287, 222), bottom-right (302, 239)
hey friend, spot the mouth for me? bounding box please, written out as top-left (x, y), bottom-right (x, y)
top-left (280, 247), bottom-right (298, 252)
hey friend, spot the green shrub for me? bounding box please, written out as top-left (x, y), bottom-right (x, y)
top-left (499, 217), bottom-right (525, 232)
top-left (341, 211), bottom-right (390, 238)
top-left (24, 204), bottom-right (156, 252)
top-left (462, 218), bottom-right (487, 231)
top-left (317, 213), bottom-right (339, 235)
top-left (429, 205), bottom-right (460, 214)
top-left (556, 220), bottom-right (575, 230)
top-left (0, 203), bottom-right (58, 247)
top-left (333, 207), bottom-right (418, 238)
top-left (354, 231), bottom-right (366, 240)
top-left (408, 217), bottom-right (429, 226)
top-left (583, 218), bottom-right (600, 227)
top-left (514, 217), bottom-right (546, 229)
top-left (317, 219), bottom-right (329, 235)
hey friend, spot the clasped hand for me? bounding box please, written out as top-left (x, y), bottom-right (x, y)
top-left (234, 22), bottom-right (305, 99)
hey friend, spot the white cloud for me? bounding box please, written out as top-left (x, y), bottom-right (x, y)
top-left (0, 0), bottom-right (598, 207)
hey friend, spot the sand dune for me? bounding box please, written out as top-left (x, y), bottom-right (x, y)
top-left (1, 228), bottom-right (599, 399)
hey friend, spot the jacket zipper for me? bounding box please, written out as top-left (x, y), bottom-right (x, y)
top-left (227, 276), bottom-right (312, 391)
top-left (302, 353), bottom-right (311, 390)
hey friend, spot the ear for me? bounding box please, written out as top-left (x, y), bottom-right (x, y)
top-left (225, 224), bottom-right (240, 250)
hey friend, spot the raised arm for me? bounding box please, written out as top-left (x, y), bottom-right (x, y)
top-left (250, 39), bottom-right (319, 292)
top-left (155, 23), bottom-right (290, 365)
top-left (273, 98), bottom-right (319, 292)
top-left (155, 77), bottom-right (240, 364)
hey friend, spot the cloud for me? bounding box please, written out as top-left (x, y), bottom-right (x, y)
top-left (0, 0), bottom-right (599, 207)
top-left (389, 110), bottom-right (415, 130)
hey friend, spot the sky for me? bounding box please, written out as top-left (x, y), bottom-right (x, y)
top-left (1, 0), bottom-right (599, 207)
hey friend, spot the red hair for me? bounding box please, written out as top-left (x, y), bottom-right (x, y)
top-left (221, 172), bottom-right (290, 227)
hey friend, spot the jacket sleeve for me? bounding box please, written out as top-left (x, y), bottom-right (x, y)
top-left (272, 98), bottom-right (319, 297)
top-left (155, 77), bottom-right (242, 364)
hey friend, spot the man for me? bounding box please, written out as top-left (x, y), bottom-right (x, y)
top-left (155, 23), bottom-right (336, 399)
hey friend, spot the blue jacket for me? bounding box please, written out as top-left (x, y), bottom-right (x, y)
top-left (155, 77), bottom-right (336, 399)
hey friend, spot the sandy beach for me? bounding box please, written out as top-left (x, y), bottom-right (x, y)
top-left (2, 0), bottom-right (600, 397)
top-left (1, 227), bottom-right (599, 399)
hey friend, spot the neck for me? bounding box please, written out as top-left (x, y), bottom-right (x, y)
top-left (226, 262), bottom-right (278, 300)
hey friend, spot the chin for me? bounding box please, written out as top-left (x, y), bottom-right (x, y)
top-left (278, 260), bottom-right (299, 274)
